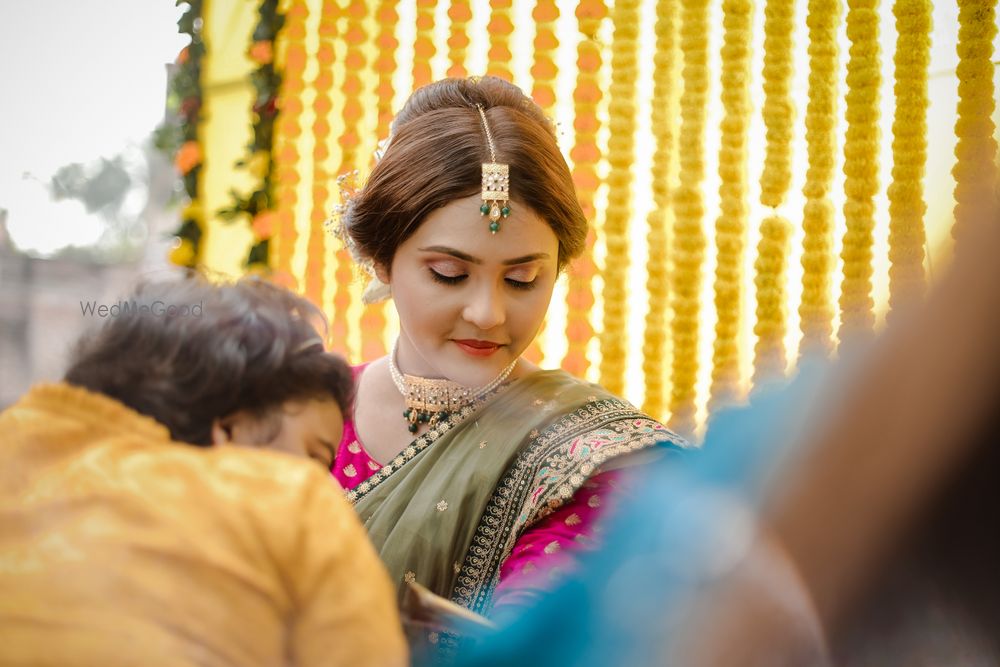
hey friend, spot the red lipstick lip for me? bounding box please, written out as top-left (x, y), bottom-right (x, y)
top-left (453, 339), bottom-right (502, 349)
top-left (452, 339), bottom-right (503, 357)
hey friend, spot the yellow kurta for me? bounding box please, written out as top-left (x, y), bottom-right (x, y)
top-left (0, 384), bottom-right (407, 667)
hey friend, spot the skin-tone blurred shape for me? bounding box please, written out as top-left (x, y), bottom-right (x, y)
top-left (212, 397), bottom-right (345, 469)
top-left (674, 198), bottom-right (1000, 665)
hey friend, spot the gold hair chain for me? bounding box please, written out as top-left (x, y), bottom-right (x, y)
top-left (476, 104), bottom-right (511, 234)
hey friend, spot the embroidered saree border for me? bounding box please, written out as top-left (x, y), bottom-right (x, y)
top-left (345, 403), bottom-right (478, 504)
top-left (451, 398), bottom-right (687, 612)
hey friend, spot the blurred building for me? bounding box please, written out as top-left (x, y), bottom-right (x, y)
top-left (0, 152), bottom-right (178, 409)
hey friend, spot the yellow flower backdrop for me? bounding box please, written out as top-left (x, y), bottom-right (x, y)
top-left (177, 0), bottom-right (998, 439)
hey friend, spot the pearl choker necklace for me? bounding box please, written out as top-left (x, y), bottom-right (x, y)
top-left (388, 340), bottom-right (518, 433)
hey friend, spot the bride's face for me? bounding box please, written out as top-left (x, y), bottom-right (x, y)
top-left (379, 194), bottom-right (559, 386)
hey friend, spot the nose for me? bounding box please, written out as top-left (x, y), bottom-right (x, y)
top-left (462, 282), bottom-right (506, 331)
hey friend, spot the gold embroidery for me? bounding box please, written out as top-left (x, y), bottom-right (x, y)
top-left (367, 460), bottom-right (380, 471)
top-left (452, 395), bottom-right (686, 613)
top-left (428, 632), bottom-right (440, 644)
top-left (347, 441), bottom-right (362, 454)
top-left (543, 540), bottom-right (561, 555)
top-left (347, 406), bottom-right (479, 504)
top-left (453, 562), bottom-right (462, 574)
top-left (404, 571), bottom-right (416, 583)
top-left (436, 500), bottom-right (449, 512)
top-left (565, 513), bottom-right (581, 526)
top-left (588, 494), bottom-right (601, 508)
top-left (533, 398), bottom-right (544, 406)
top-left (479, 440), bottom-right (488, 449)
top-left (343, 464), bottom-right (357, 477)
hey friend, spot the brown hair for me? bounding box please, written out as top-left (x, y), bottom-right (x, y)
top-left (64, 276), bottom-right (354, 446)
top-left (342, 76), bottom-right (587, 271)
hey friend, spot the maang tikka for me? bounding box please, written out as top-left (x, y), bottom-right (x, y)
top-left (476, 104), bottom-right (510, 234)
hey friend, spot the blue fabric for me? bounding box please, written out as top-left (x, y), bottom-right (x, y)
top-left (457, 363), bottom-right (830, 667)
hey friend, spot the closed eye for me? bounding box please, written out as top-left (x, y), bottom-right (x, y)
top-left (428, 268), bottom-right (467, 285)
top-left (505, 278), bottom-right (536, 290)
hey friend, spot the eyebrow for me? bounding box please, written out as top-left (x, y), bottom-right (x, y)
top-left (418, 246), bottom-right (550, 266)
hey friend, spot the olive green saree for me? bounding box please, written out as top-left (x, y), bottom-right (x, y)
top-left (350, 369), bottom-right (686, 617)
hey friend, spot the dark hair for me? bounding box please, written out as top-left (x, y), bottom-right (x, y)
top-left (64, 276), bottom-right (354, 446)
top-left (342, 76), bottom-right (588, 271)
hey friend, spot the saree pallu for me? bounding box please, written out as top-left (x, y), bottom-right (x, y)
top-left (351, 370), bottom-right (687, 623)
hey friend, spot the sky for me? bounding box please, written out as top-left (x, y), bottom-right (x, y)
top-left (0, 1), bottom-right (187, 255)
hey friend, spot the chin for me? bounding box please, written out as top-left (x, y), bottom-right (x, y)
top-left (443, 345), bottom-right (516, 386)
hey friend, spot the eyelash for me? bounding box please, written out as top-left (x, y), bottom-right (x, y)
top-left (427, 268), bottom-right (536, 291)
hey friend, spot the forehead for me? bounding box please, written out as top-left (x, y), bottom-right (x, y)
top-left (289, 398), bottom-right (344, 433)
top-left (401, 194), bottom-right (559, 262)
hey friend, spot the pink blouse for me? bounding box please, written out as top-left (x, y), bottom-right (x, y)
top-left (333, 365), bottom-right (622, 614)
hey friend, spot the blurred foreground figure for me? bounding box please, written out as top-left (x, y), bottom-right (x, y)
top-left (0, 277), bottom-right (407, 666)
top-left (460, 202), bottom-right (999, 666)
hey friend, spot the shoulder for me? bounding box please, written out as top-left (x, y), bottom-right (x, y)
top-left (502, 381), bottom-right (687, 530)
top-left (142, 445), bottom-right (353, 530)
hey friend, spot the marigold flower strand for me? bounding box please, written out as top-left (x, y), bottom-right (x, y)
top-left (271, 0), bottom-right (308, 288)
top-left (562, 0), bottom-right (607, 378)
top-left (886, 0), bottom-right (931, 318)
top-left (838, 0), bottom-right (881, 347)
top-left (753, 216), bottom-right (793, 383)
top-left (709, 0), bottom-right (754, 409)
top-left (328, 0), bottom-right (369, 351)
top-left (642, 0), bottom-right (679, 418)
top-left (304, 0), bottom-right (338, 309)
top-left (669, 0), bottom-right (710, 438)
top-left (521, 0), bottom-right (561, 365)
top-left (531, 0), bottom-right (560, 110)
top-left (751, 0), bottom-right (795, 385)
top-left (599, 0), bottom-right (641, 397)
top-left (951, 0), bottom-right (998, 247)
top-left (360, 0), bottom-right (400, 360)
top-left (486, 0), bottom-right (514, 80)
top-left (446, 0), bottom-right (472, 78)
top-left (798, 0), bottom-right (840, 359)
top-left (413, 0), bottom-right (436, 89)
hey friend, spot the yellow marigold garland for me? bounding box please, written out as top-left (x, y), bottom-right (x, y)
top-left (886, 0), bottom-right (931, 318)
top-left (709, 0), bottom-right (754, 410)
top-left (752, 216), bottom-right (792, 383)
top-left (562, 0), bottom-right (607, 379)
top-left (446, 0), bottom-right (472, 78)
top-left (304, 0), bottom-right (338, 310)
top-left (531, 0), bottom-right (560, 110)
top-left (359, 0), bottom-right (400, 361)
top-left (329, 0), bottom-right (369, 352)
top-left (669, 0), bottom-right (710, 438)
top-left (798, 0), bottom-right (840, 359)
top-left (760, 0), bottom-right (795, 209)
top-left (838, 0), bottom-right (881, 347)
top-left (487, 0), bottom-right (514, 80)
top-left (271, 0), bottom-right (308, 289)
top-left (641, 0), bottom-right (678, 418)
top-left (951, 0), bottom-right (998, 246)
top-left (599, 0), bottom-right (641, 397)
top-left (413, 0), bottom-right (436, 90)
top-left (519, 0), bottom-right (561, 365)
top-left (749, 0), bottom-right (795, 387)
